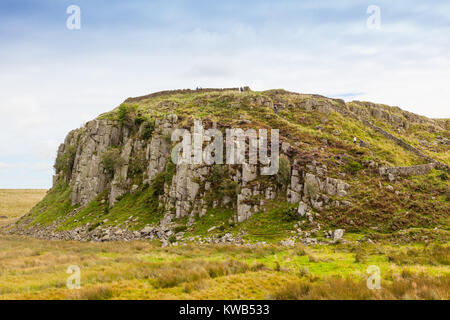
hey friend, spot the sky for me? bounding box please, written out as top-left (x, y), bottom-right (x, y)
top-left (0, 0), bottom-right (449, 188)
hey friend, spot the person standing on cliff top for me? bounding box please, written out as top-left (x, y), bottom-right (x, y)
top-left (353, 137), bottom-right (357, 144)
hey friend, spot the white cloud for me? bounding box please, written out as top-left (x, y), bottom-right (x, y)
top-left (0, 162), bottom-right (9, 169)
top-left (0, 96), bottom-right (50, 129)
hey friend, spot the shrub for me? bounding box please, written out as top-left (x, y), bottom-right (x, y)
top-left (354, 249), bottom-right (367, 263)
top-left (294, 246), bottom-right (308, 256)
top-left (140, 119), bottom-right (155, 140)
top-left (276, 156), bottom-right (291, 187)
top-left (150, 172), bottom-right (166, 197)
top-left (101, 148), bottom-right (124, 178)
top-left (174, 225), bottom-right (187, 233)
top-left (345, 160), bottom-right (363, 175)
top-left (278, 204), bottom-right (298, 222)
top-left (128, 152), bottom-right (146, 177)
top-left (134, 116), bottom-right (146, 126)
top-left (88, 222), bottom-right (101, 231)
top-left (165, 161), bottom-right (176, 184)
top-left (116, 103), bottom-right (137, 127)
top-left (210, 165), bottom-right (225, 186)
top-left (209, 165), bottom-right (239, 201)
top-left (297, 267), bottom-right (310, 277)
top-left (438, 172), bottom-right (448, 181)
top-left (274, 261), bottom-right (281, 272)
top-left (54, 145), bottom-right (77, 178)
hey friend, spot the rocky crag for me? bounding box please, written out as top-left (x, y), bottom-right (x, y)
top-left (5, 88), bottom-right (449, 245)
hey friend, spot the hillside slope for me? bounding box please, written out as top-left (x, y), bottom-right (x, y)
top-left (5, 88), bottom-right (449, 244)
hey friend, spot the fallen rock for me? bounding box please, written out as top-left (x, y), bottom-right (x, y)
top-left (333, 229), bottom-right (345, 241)
top-left (280, 239), bottom-right (295, 247)
top-left (297, 202), bottom-right (308, 216)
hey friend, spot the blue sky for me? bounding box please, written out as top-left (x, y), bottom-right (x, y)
top-left (0, 0), bottom-right (449, 188)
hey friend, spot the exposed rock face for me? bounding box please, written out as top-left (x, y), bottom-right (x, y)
top-left (57, 115), bottom-right (178, 208)
top-left (167, 163), bottom-right (209, 219)
top-left (288, 167), bottom-right (349, 212)
top-left (145, 115), bottom-right (177, 182)
top-left (53, 109), bottom-right (353, 226)
top-left (69, 119), bottom-right (121, 206)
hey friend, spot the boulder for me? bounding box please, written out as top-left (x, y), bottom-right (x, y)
top-left (297, 201), bottom-right (308, 216)
top-left (333, 229), bottom-right (345, 241)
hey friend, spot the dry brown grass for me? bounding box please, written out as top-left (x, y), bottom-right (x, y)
top-left (387, 245), bottom-right (450, 266)
top-left (66, 284), bottom-right (115, 300)
top-left (272, 272), bottom-right (450, 300)
top-left (0, 189), bottom-right (47, 225)
top-left (153, 259), bottom-right (257, 288)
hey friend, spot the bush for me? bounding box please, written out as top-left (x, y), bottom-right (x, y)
top-left (438, 172), bottom-right (448, 181)
top-left (134, 116), bottom-right (146, 126)
top-left (54, 145), bottom-right (77, 178)
top-left (174, 225), bottom-right (187, 233)
top-left (354, 249), bottom-right (367, 263)
top-left (276, 156), bottom-right (291, 187)
top-left (165, 161), bottom-right (176, 184)
top-left (345, 160), bottom-right (363, 175)
top-left (128, 151), bottom-right (146, 177)
top-left (116, 103), bottom-right (138, 127)
top-left (279, 204), bottom-right (298, 222)
top-left (140, 119), bottom-right (155, 140)
top-left (88, 221), bottom-right (101, 231)
top-left (209, 165), bottom-right (239, 201)
top-left (150, 172), bottom-right (166, 197)
top-left (101, 148), bottom-right (124, 178)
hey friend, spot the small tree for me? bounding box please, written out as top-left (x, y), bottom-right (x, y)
top-left (101, 147), bottom-right (124, 178)
top-left (140, 119), bottom-right (155, 141)
top-left (276, 156), bottom-right (291, 187)
top-left (116, 103), bottom-right (138, 127)
top-left (54, 145), bottom-right (77, 178)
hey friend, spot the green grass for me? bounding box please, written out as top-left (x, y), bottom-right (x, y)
top-left (21, 181), bottom-right (76, 227)
top-left (60, 184), bottom-right (165, 231)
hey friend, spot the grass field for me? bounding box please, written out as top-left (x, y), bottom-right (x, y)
top-left (0, 190), bottom-right (448, 300)
top-left (0, 189), bottom-right (47, 226)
